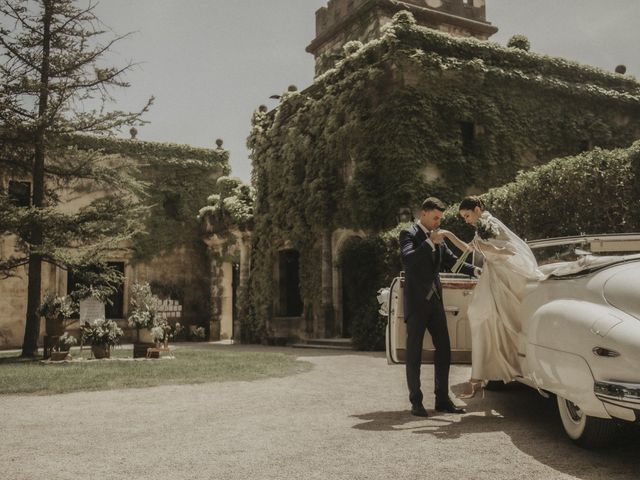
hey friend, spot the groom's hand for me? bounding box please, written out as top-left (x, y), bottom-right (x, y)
top-left (430, 229), bottom-right (445, 244)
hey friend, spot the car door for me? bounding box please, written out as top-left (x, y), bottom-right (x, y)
top-left (386, 273), bottom-right (477, 364)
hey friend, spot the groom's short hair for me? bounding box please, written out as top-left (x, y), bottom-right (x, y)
top-left (421, 197), bottom-right (446, 212)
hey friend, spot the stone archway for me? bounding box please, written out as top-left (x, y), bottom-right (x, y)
top-left (332, 229), bottom-right (365, 338)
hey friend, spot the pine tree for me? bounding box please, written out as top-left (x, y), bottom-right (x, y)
top-left (0, 0), bottom-right (153, 356)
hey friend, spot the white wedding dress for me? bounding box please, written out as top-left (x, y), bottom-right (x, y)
top-left (467, 212), bottom-right (545, 382)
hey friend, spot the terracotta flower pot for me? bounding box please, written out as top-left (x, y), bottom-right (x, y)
top-left (50, 351), bottom-right (70, 361)
top-left (91, 344), bottom-right (110, 359)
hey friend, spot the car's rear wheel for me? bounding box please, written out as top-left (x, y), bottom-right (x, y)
top-left (556, 395), bottom-right (618, 448)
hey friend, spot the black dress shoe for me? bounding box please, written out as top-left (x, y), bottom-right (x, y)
top-left (435, 399), bottom-right (466, 414)
top-left (410, 404), bottom-right (429, 417)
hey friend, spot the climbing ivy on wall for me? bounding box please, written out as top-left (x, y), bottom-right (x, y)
top-left (65, 134), bottom-right (230, 261)
top-left (245, 11), bottom-right (640, 343)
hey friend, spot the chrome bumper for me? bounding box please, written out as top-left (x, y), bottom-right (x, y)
top-left (594, 381), bottom-right (640, 411)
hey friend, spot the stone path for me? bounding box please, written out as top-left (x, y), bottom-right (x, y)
top-left (0, 345), bottom-right (638, 480)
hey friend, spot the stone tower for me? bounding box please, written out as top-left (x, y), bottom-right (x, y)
top-left (307, 0), bottom-right (498, 76)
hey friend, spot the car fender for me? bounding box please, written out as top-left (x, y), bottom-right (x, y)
top-left (524, 343), bottom-right (610, 419)
top-left (524, 300), bottom-right (621, 359)
top-left (523, 300), bottom-right (618, 419)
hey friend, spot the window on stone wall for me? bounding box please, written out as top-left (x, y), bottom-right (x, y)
top-left (460, 121), bottom-right (476, 153)
top-left (162, 192), bottom-right (181, 219)
top-left (278, 249), bottom-right (303, 317)
top-left (8, 180), bottom-right (31, 207)
top-left (104, 262), bottom-right (125, 319)
top-left (67, 261), bottom-right (125, 319)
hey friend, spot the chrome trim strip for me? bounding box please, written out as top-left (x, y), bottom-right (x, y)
top-left (594, 381), bottom-right (640, 404)
top-left (596, 393), bottom-right (640, 406)
top-left (597, 396), bottom-right (640, 410)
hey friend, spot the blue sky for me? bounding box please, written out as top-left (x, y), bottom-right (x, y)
top-left (94, 0), bottom-right (640, 182)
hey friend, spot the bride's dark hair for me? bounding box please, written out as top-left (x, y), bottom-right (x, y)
top-left (459, 196), bottom-right (485, 211)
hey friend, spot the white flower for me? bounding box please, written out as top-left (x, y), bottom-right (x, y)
top-left (376, 287), bottom-right (390, 316)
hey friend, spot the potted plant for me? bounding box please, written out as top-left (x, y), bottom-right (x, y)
top-left (38, 293), bottom-right (77, 337)
top-left (59, 332), bottom-right (77, 350)
top-left (50, 332), bottom-right (78, 361)
top-left (189, 325), bottom-right (206, 341)
top-left (151, 321), bottom-right (183, 348)
top-left (127, 283), bottom-right (159, 344)
top-left (80, 318), bottom-right (123, 359)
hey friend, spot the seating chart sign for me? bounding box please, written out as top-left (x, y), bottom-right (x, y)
top-left (79, 297), bottom-right (106, 324)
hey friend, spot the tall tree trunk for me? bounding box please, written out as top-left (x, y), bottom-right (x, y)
top-left (21, 0), bottom-right (52, 357)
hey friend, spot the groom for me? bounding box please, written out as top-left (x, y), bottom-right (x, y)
top-left (399, 197), bottom-right (478, 417)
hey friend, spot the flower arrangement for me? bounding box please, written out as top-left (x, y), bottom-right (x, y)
top-left (476, 214), bottom-right (500, 240)
top-left (151, 321), bottom-right (183, 344)
top-left (191, 326), bottom-right (206, 340)
top-left (37, 293), bottom-right (77, 321)
top-left (38, 293), bottom-right (78, 336)
top-left (127, 283), bottom-right (159, 330)
top-left (81, 319), bottom-right (123, 347)
top-left (57, 332), bottom-right (78, 352)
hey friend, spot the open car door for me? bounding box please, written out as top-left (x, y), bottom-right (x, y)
top-left (386, 273), bottom-right (477, 365)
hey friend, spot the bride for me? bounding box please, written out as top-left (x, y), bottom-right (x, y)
top-left (441, 196), bottom-right (545, 396)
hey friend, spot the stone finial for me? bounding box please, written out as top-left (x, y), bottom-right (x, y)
top-left (287, 85), bottom-right (298, 92)
top-left (215, 139), bottom-right (224, 149)
top-left (258, 105), bottom-right (268, 113)
top-left (615, 65), bottom-right (627, 75)
top-left (129, 127), bottom-right (138, 139)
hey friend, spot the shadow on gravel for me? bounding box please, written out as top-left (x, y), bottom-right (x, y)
top-left (352, 382), bottom-right (640, 479)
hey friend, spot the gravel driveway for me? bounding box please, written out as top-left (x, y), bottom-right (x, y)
top-left (1, 345), bottom-right (638, 480)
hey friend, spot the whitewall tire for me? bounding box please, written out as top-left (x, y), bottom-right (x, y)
top-left (556, 395), bottom-right (619, 448)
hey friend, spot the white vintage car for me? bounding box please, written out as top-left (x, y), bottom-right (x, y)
top-left (384, 234), bottom-right (640, 448)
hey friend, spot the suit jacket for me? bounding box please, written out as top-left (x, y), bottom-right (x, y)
top-left (399, 223), bottom-right (475, 322)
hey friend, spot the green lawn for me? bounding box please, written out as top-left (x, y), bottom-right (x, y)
top-left (0, 346), bottom-right (312, 395)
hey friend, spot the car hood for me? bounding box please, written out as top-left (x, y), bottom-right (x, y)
top-left (603, 262), bottom-right (640, 321)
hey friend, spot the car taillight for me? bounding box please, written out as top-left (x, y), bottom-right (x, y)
top-left (592, 347), bottom-right (621, 358)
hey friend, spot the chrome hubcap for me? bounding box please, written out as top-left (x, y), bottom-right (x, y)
top-left (565, 400), bottom-right (583, 423)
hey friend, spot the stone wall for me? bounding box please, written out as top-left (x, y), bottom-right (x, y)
top-left (308, 0), bottom-right (497, 75)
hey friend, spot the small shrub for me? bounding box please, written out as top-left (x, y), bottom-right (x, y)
top-left (507, 34), bottom-right (531, 51)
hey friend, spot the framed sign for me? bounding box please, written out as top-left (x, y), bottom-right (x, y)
top-left (79, 297), bottom-right (106, 323)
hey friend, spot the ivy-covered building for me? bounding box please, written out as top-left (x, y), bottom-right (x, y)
top-left (245, 8), bottom-right (640, 344)
top-left (0, 134), bottom-right (229, 348)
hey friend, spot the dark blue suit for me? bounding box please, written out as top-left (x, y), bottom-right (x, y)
top-left (399, 223), bottom-right (475, 406)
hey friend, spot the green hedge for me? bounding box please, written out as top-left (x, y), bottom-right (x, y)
top-left (442, 140), bottom-right (640, 241)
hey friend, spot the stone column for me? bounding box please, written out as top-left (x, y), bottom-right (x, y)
top-left (321, 229), bottom-right (334, 337)
top-left (206, 239), bottom-right (224, 342)
top-left (234, 232), bottom-right (252, 342)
